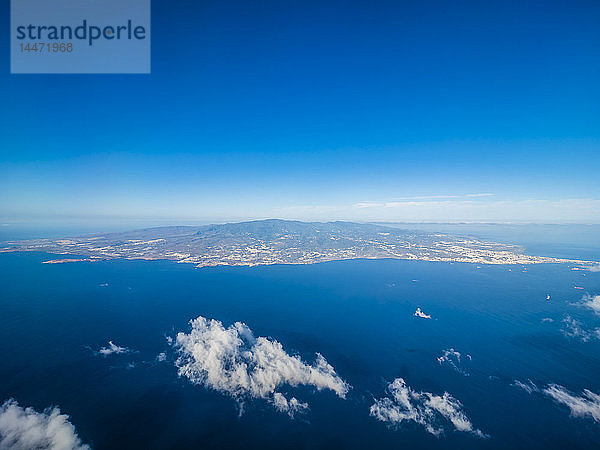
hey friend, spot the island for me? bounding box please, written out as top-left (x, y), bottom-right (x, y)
top-left (1, 219), bottom-right (597, 268)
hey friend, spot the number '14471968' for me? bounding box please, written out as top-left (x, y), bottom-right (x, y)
top-left (19, 42), bottom-right (73, 52)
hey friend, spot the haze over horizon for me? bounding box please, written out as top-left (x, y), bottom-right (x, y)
top-left (2, 0), bottom-right (599, 224)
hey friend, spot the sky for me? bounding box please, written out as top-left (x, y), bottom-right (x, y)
top-left (1, 0), bottom-right (599, 226)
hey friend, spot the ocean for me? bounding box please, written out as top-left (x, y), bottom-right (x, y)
top-left (1, 231), bottom-right (599, 448)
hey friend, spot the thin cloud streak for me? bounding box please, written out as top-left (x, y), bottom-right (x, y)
top-left (544, 385), bottom-right (600, 423)
top-left (512, 380), bottom-right (600, 424)
top-left (276, 198), bottom-right (600, 223)
top-left (561, 316), bottom-right (600, 342)
top-left (512, 379), bottom-right (539, 394)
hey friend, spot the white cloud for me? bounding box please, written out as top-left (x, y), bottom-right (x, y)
top-left (437, 349), bottom-right (470, 376)
top-left (582, 294), bottom-right (600, 315)
top-left (512, 381), bottom-right (600, 424)
top-left (561, 316), bottom-right (600, 342)
top-left (414, 308), bottom-right (431, 319)
top-left (541, 317), bottom-right (554, 323)
top-left (353, 202), bottom-right (384, 209)
top-left (543, 385), bottom-right (600, 423)
top-left (272, 198), bottom-right (600, 223)
top-left (588, 265), bottom-right (600, 272)
top-left (369, 378), bottom-right (486, 438)
top-left (512, 379), bottom-right (539, 394)
top-left (391, 195), bottom-right (460, 201)
top-left (98, 341), bottom-right (131, 356)
top-left (0, 399), bottom-right (89, 450)
top-left (173, 316), bottom-right (350, 417)
top-left (272, 393), bottom-right (309, 417)
top-left (156, 352), bottom-right (167, 362)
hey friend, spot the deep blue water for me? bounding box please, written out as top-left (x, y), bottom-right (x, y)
top-left (1, 252), bottom-right (599, 449)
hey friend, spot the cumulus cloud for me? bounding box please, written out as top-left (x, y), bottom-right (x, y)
top-left (543, 385), bottom-right (600, 423)
top-left (437, 349), bottom-right (470, 376)
top-left (512, 379), bottom-right (539, 394)
top-left (541, 317), bottom-right (554, 323)
top-left (582, 294), bottom-right (600, 315)
top-left (98, 341), bottom-right (132, 356)
top-left (585, 265), bottom-right (600, 273)
top-left (0, 399), bottom-right (89, 450)
top-left (414, 308), bottom-right (431, 319)
top-left (173, 316), bottom-right (350, 417)
top-left (156, 352), bottom-right (167, 362)
top-left (369, 378), bottom-right (486, 438)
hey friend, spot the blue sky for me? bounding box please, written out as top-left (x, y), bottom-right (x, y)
top-left (1, 0), bottom-right (599, 225)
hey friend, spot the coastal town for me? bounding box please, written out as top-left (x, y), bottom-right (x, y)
top-left (2, 219), bottom-right (597, 269)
